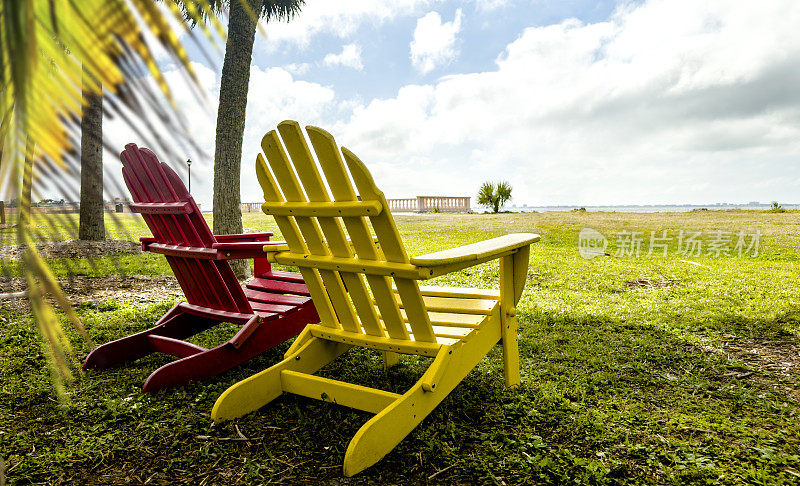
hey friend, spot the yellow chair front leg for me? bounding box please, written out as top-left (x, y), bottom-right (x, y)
top-left (212, 336), bottom-right (351, 422)
top-left (499, 248), bottom-right (529, 388)
top-left (343, 321), bottom-right (501, 476)
top-left (283, 326), bottom-right (314, 358)
top-left (382, 351), bottom-right (400, 368)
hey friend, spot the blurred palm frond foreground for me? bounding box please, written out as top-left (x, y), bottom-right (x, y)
top-left (0, 0), bottom-right (223, 395)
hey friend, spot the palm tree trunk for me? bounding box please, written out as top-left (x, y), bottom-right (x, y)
top-left (213, 0), bottom-right (260, 280)
top-left (79, 68), bottom-right (105, 241)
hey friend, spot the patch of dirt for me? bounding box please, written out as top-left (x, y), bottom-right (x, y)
top-left (63, 275), bottom-right (183, 304)
top-left (696, 338), bottom-right (800, 401)
top-left (719, 338), bottom-right (800, 377)
top-left (0, 239), bottom-right (141, 260)
top-left (1, 275), bottom-right (183, 312)
top-left (625, 277), bottom-right (681, 289)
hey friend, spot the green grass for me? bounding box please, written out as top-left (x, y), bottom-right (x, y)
top-left (1, 211), bottom-right (799, 484)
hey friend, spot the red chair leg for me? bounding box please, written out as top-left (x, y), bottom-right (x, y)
top-left (83, 327), bottom-right (155, 370)
top-left (142, 304), bottom-right (318, 392)
top-left (84, 305), bottom-right (217, 370)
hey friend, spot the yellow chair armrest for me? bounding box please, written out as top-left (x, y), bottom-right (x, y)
top-left (263, 241), bottom-right (290, 252)
top-left (411, 233), bottom-right (540, 278)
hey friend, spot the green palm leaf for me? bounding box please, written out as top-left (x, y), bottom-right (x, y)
top-left (0, 0), bottom-right (222, 396)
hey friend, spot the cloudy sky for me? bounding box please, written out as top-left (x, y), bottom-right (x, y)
top-left (104, 0), bottom-right (800, 208)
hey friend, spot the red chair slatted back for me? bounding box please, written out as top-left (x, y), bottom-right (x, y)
top-left (120, 144), bottom-right (252, 315)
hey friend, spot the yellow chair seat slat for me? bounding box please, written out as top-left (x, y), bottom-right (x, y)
top-left (383, 294), bottom-right (498, 316)
top-left (331, 318), bottom-right (483, 345)
top-left (422, 311), bottom-right (487, 328)
top-left (410, 285), bottom-right (500, 300)
top-left (261, 200), bottom-right (383, 217)
top-left (213, 121), bottom-right (541, 477)
top-left (314, 323), bottom-right (471, 351)
top-left (377, 309), bottom-right (487, 328)
top-left (374, 323), bottom-right (478, 340)
top-left (429, 325), bottom-right (476, 340)
top-left (308, 325), bottom-right (443, 357)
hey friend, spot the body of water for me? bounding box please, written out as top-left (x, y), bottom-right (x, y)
top-left (486, 204), bottom-right (800, 213)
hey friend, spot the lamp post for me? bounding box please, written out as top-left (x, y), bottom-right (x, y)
top-left (186, 158), bottom-right (192, 194)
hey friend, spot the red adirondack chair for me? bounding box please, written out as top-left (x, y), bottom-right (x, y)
top-left (83, 144), bottom-right (318, 392)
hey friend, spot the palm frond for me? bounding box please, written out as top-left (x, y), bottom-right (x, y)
top-left (258, 0), bottom-right (304, 22)
top-left (477, 181), bottom-right (496, 207)
top-left (0, 0), bottom-right (222, 397)
top-left (496, 181), bottom-right (512, 207)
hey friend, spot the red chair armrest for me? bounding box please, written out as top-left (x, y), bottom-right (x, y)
top-left (140, 237), bottom-right (157, 251)
top-left (145, 243), bottom-right (221, 259)
top-left (212, 240), bottom-right (267, 254)
top-left (212, 240), bottom-right (284, 260)
top-left (213, 232), bottom-right (273, 242)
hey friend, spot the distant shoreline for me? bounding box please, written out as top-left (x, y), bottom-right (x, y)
top-left (478, 204), bottom-right (800, 213)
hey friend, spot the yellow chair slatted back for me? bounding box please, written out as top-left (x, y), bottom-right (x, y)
top-left (256, 121), bottom-right (437, 343)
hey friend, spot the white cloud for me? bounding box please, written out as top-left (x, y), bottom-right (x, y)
top-left (239, 67), bottom-right (338, 204)
top-left (258, 0), bottom-right (441, 49)
top-left (474, 0), bottom-right (508, 12)
top-left (119, 0), bottom-right (800, 209)
top-left (284, 62), bottom-right (311, 75)
top-left (242, 66), bottom-right (336, 136)
top-left (323, 44), bottom-right (364, 71)
top-left (410, 9), bottom-right (463, 74)
top-left (333, 0), bottom-right (800, 204)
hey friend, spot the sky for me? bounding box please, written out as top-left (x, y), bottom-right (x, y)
top-left (103, 0), bottom-right (800, 208)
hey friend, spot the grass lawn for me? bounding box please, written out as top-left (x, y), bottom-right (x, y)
top-left (1, 210), bottom-right (799, 484)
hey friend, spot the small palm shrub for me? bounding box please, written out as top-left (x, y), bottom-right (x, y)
top-left (770, 201), bottom-right (786, 213)
top-left (477, 181), bottom-right (512, 213)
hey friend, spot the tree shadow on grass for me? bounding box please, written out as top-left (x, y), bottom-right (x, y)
top-left (4, 304), bottom-right (800, 485)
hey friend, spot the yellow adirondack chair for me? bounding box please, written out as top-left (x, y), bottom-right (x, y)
top-left (211, 121), bottom-right (540, 476)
